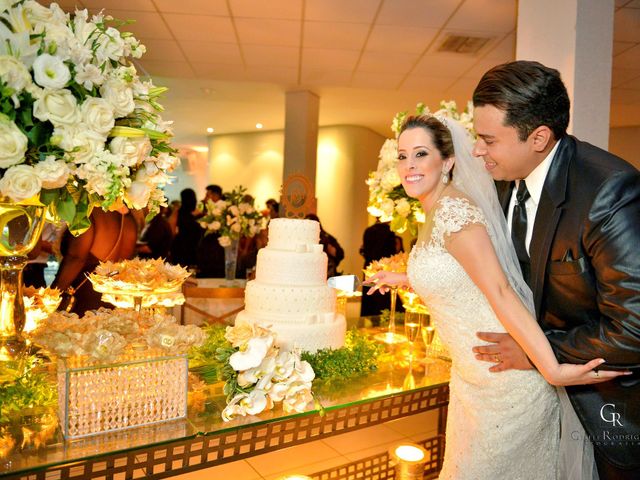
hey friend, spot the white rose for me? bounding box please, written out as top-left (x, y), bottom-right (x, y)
top-left (109, 136), bottom-right (151, 167)
top-left (231, 223), bottom-right (241, 233)
top-left (0, 116), bottom-right (28, 168)
top-left (380, 198), bottom-right (395, 217)
top-left (33, 89), bottom-right (80, 126)
top-left (229, 205), bottom-right (239, 216)
top-left (209, 221), bottom-right (221, 231)
top-left (0, 55), bottom-right (32, 94)
top-left (74, 63), bottom-right (104, 90)
top-left (125, 180), bottom-right (152, 209)
top-left (33, 156), bottom-right (70, 189)
top-left (64, 128), bottom-right (105, 164)
top-left (218, 236), bottom-right (231, 247)
top-left (100, 78), bottom-right (135, 117)
top-left (380, 169), bottom-right (401, 190)
top-left (395, 198), bottom-right (411, 218)
top-left (80, 97), bottom-right (114, 136)
top-left (0, 165), bottom-right (42, 202)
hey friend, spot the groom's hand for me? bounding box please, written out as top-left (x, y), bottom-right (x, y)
top-left (473, 332), bottom-right (534, 372)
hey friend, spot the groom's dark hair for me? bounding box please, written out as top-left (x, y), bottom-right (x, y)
top-left (472, 60), bottom-right (570, 142)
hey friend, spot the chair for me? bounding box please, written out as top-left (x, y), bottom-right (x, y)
top-left (180, 285), bottom-right (245, 325)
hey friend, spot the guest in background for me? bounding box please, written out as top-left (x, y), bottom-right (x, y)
top-left (205, 184), bottom-right (223, 203)
top-left (170, 188), bottom-right (203, 269)
top-left (137, 206), bottom-right (173, 259)
top-left (167, 199), bottom-right (181, 236)
top-left (266, 198), bottom-right (280, 219)
top-left (53, 208), bottom-right (137, 315)
top-left (359, 220), bottom-right (397, 316)
top-left (304, 213), bottom-right (344, 277)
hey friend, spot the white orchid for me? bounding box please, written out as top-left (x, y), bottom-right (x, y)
top-left (228, 335), bottom-right (273, 371)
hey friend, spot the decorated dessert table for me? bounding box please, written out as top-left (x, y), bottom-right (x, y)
top-left (0, 321), bottom-right (450, 480)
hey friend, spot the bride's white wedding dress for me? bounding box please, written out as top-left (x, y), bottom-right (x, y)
top-left (407, 196), bottom-right (559, 479)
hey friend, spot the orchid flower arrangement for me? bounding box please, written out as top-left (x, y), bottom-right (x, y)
top-left (0, 1), bottom-right (178, 233)
top-left (199, 186), bottom-right (266, 247)
top-left (366, 100), bottom-right (475, 235)
top-left (219, 318), bottom-right (315, 422)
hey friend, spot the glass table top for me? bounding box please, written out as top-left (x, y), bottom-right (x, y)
top-left (0, 320), bottom-right (450, 477)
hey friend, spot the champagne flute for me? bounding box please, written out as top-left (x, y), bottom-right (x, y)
top-left (404, 311), bottom-right (422, 362)
top-left (421, 314), bottom-right (435, 362)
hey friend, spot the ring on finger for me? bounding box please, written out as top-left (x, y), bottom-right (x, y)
top-left (493, 354), bottom-right (501, 363)
top-left (594, 370), bottom-right (600, 378)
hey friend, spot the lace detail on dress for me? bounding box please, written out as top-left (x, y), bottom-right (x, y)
top-left (430, 196), bottom-right (488, 251)
top-left (407, 195), bottom-right (559, 480)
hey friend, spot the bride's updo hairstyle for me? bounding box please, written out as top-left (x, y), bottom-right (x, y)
top-left (399, 115), bottom-right (455, 180)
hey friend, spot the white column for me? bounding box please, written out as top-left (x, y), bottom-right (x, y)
top-left (516, 0), bottom-right (614, 148)
top-left (283, 90), bottom-right (320, 185)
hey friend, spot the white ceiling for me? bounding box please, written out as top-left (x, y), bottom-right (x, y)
top-left (48, 0), bottom-right (640, 147)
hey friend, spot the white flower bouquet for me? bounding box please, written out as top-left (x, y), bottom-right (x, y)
top-left (366, 100), bottom-right (475, 235)
top-left (199, 186), bottom-right (266, 247)
top-left (0, 1), bottom-right (178, 233)
top-left (220, 318), bottom-right (315, 421)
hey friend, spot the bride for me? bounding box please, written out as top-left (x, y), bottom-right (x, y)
top-left (365, 114), bottom-right (626, 479)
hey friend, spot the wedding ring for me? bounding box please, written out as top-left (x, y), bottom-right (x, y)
top-left (493, 354), bottom-right (501, 363)
top-left (594, 370), bottom-right (600, 378)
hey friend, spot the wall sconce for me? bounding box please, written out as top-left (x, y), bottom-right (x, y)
top-left (389, 442), bottom-right (428, 480)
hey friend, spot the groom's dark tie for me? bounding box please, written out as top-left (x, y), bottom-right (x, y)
top-left (512, 180), bottom-right (531, 284)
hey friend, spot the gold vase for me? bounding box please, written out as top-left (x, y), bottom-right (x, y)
top-left (0, 203), bottom-right (46, 356)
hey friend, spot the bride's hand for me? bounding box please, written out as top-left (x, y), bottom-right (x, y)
top-left (363, 271), bottom-right (409, 295)
top-left (547, 359), bottom-right (632, 386)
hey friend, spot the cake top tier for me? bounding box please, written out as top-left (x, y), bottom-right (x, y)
top-left (268, 218), bottom-right (320, 251)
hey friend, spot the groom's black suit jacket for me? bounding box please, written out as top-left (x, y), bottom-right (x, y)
top-left (496, 135), bottom-right (640, 468)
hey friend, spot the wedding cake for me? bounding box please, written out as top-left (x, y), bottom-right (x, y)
top-left (235, 218), bottom-right (346, 352)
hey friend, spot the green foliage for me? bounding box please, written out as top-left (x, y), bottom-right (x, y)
top-left (188, 325), bottom-right (228, 384)
top-left (0, 356), bottom-right (56, 424)
top-left (301, 330), bottom-right (383, 383)
top-left (189, 327), bottom-right (383, 393)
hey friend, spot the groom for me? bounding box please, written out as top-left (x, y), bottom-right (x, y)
top-left (470, 60), bottom-right (640, 479)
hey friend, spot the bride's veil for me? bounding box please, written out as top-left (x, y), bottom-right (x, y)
top-left (439, 115), bottom-right (598, 480)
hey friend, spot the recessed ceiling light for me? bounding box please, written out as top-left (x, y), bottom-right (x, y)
top-left (206, 127), bottom-right (214, 133)
top-left (256, 123), bottom-right (263, 129)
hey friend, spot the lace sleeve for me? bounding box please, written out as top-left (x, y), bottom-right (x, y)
top-left (431, 196), bottom-right (488, 250)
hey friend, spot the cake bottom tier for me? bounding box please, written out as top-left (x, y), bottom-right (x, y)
top-left (235, 311), bottom-right (346, 353)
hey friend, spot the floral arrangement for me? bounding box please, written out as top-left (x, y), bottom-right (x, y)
top-left (366, 100), bottom-right (474, 235)
top-left (189, 326), bottom-right (383, 420)
top-left (22, 285), bottom-right (62, 332)
top-left (0, 355), bottom-right (56, 424)
top-left (29, 307), bottom-right (205, 362)
top-left (0, 1), bottom-right (178, 233)
top-left (217, 318), bottom-right (315, 421)
top-left (89, 258), bottom-right (191, 293)
top-left (199, 186), bottom-right (266, 247)
top-left (363, 252), bottom-right (409, 278)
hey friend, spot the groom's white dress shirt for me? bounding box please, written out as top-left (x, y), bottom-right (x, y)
top-left (507, 139), bottom-right (562, 255)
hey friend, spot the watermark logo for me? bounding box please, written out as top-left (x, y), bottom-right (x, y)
top-left (600, 403), bottom-right (623, 427)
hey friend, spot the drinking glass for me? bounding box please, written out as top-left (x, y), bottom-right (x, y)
top-left (421, 314), bottom-right (435, 362)
top-left (404, 311), bottom-right (422, 362)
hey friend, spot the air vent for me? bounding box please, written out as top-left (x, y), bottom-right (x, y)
top-left (438, 34), bottom-right (492, 54)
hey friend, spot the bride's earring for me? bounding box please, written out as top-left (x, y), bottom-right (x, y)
top-left (441, 171), bottom-right (449, 185)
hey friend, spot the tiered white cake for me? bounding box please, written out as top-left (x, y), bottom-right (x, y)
top-left (235, 218), bottom-right (346, 352)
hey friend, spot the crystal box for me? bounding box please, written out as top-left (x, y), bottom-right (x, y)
top-left (57, 351), bottom-right (188, 438)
